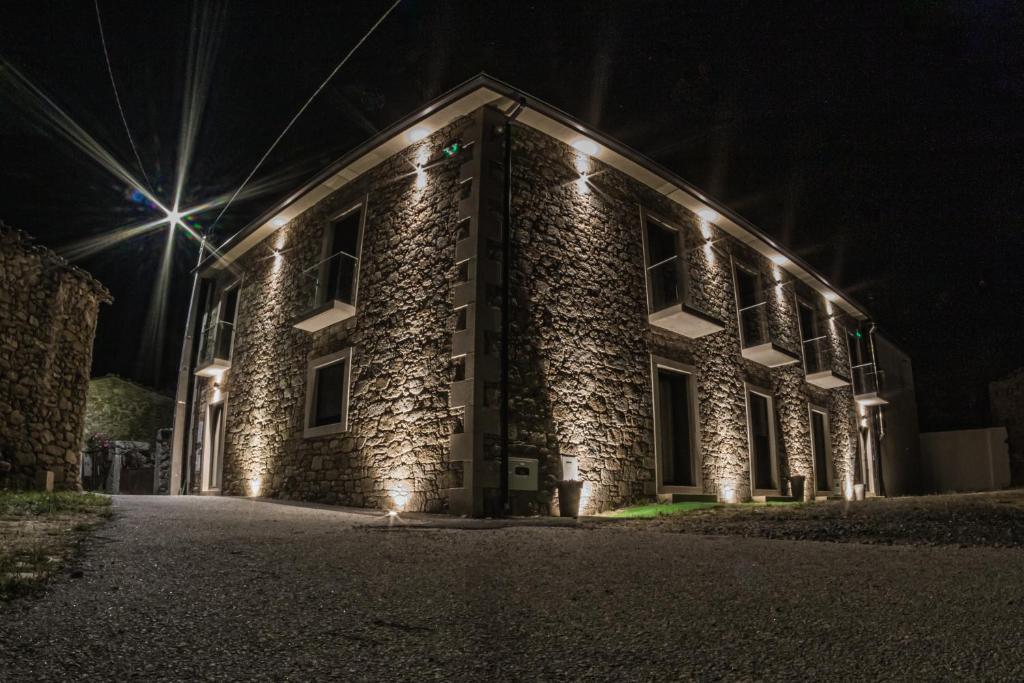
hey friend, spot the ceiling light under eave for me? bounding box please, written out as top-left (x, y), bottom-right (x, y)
top-left (697, 208), bottom-right (719, 223)
top-left (824, 291), bottom-right (839, 302)
top-left (770, 254), bottom-right (790, 266)
top-left (571, 138), bottom-right (600, 157)
top-left (271, 217), bottom-right (287, 228)
top-left (407, 126), bottom-right (430, 143)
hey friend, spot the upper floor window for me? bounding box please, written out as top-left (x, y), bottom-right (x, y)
top-left (797, 300), bottom-right (824, 374)
top-left (733, 261), bottom-right (766, 348)
top-left (317, 205), bottom-right (363, 307)
top-left (195, 280), bottom-right (240, 376)
top-left (643, 213), bottom-right (685, 312)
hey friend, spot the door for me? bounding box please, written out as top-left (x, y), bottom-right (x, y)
top-left (810, 408), bottom-right (832, 493)
top-left (747, 391), bottom-right (776, 491)
top-left (204, 402), bottom-right (225, 491)
top-left (657, 368), bottom-right (695, 487)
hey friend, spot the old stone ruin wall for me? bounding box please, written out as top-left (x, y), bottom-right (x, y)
top-left (0, 223), bottom-right (111, 490)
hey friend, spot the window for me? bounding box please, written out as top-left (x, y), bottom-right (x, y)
top-left (809, 406), bottom-right (833, 493)
top-left (734, 262), bottom-right (766, 348)
top-left (746, 387), bottom-right (778, 492)
top-left (318, 205), bottom-right (363, 307)
top-left (798, 300), bottom-right (823, 374)
top-left (652, 358), bottom-right (701, 490)
top-left (215, 284), bottom-right (240, 361)
top-left (642, 213), bottom-right (684, 312)
top-left (304, 348), bottom-right (353, 438)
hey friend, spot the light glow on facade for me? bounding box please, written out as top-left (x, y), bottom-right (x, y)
top-left (571, 137), bottom-right (599, 157)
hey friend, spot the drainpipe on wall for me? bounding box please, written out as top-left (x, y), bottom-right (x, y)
top-left (499, 98), bottom-right (525, 516)
top-left (867, 321), bottom-right (887, 496)
top-left (169, 237), bottom-right (207, 495)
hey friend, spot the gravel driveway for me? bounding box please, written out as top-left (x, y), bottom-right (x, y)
top-left (2, 496), bottom-right (1023, 681)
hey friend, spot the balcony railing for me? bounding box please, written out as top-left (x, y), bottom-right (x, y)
top-left (195, 319), bottom-right (234, 376)
top-left (852, 362), bottom-right (888, 405)
top-left (293, 250), bottom-right (359, 333)
top-left (737, 301), bottom-right (799, 368)
top-left (646, 256), bottom-right (724, 339)
top-left (802, 336), bottom-right (850, 388)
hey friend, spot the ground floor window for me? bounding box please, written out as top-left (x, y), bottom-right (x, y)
top-left (746, 387), bottom-right (778, 492)
top-left (651, 357), bottom-right (701, 490)
top-left (304, 348), bottom-right (353, 438)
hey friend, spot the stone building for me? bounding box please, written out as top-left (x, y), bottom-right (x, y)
top-left (0, 222), bottom-right (111, 490)
top-left (171, 76), bottom-right (917, 515)
top-left (990, 368), bottom-right (1024, 486)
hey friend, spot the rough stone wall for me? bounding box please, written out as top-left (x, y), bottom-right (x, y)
top-left (187, 107), bottom-right (864, 513)
top-left (0, 223), bottom-right (111, 490)
top-left (84, 375), bottom-right (174, 443)
top-left (989, 368), bottom-right (1024, 485)
top-left (508, 124), bottom-right (860, 510)
top-left (189, 118), bottom-right (471, 510)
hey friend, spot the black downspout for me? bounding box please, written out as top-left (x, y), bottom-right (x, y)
top-left (500, 99), bottom-right (525, 516)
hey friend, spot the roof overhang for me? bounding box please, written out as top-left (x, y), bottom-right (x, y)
top-left (200, 74), bottom-right (869, 321)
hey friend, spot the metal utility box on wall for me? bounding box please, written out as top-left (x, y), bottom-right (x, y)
top-left (508, 457), bottom-right (538, 491)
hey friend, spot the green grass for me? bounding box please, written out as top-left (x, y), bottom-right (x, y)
top-left (607, 501), bottom-right (721, 518)
top-left (607, 499), bottom-right (804, 519)
top-left (0, 491), bottom-right (111, 518)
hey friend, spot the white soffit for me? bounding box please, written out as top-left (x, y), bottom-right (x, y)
top-left (212, 85), bottom-right (863, 320)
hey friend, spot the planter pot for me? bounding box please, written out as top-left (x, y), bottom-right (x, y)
top-left (854, 483), bottom-right (866, 501)
top-left (789, 475), bottom-right (806, 501)
top-left (557, 480), bottom-right (583, 518)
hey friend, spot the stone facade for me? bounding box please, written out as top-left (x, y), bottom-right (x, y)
top-left (184, 102), bottom-right (864, 514)
top-left (0, 223), bottom-right (111, 490)
top-left (990, 368), bottom-right (1024, 485)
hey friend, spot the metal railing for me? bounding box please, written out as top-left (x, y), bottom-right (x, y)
top-left (801, 335), bottom-right (830, 374)
top-left (303, 249), bottom-right (358, 310)
top-left (851, 362), bottom-right (885, 397)
top-left (197, 319), bottom-right (234, 365)
top-left (646, 256), bottom-right (684, 312)
top-left (738, 301), bottom-right (770, 348)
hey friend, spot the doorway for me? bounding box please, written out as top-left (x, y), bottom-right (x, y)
top-left (746, 387), bottom-right (778, 493)
top-left (809, 406), bottom-right (833, 494)
top-left (203, 400), bottom-right (226, 492)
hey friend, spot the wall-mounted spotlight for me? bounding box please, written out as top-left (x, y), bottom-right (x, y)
top-left (571, 138), bottom-right (600, 157)
top-left (698, 208), bottom-right (719, 223)
top-left (407, 126), bottom-right (429, 143)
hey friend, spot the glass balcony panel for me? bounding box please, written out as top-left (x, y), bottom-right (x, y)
top-left (802, 336), bottom-right (829, 375)
top-left (647, 257), bottom-right (683, 312)
top-left (738, 302), bottom-right (770, 348)
top-left (304, 250), bottom-right (359, 311)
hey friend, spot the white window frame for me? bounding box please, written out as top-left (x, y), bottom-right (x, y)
top-left (638, 206), bottom-right (688, 314)
top-left (304, 347), bottom-right (353, 439)
top-left (808, 404), bottom-right (835, 495)
top-left (317, 199), bottom-right (367, 308)
top-left (650, 356), bottom-right (703, 494)
top-left (744, 382), bottom-right (780, 495)
top-left (201, 396), bottom-right (227, 493)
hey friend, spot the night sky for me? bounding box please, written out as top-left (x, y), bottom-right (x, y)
top-left (1, 1), bottom-right (1021, 431)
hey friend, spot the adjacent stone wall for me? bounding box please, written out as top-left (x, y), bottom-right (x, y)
top-left (0, 223), bottom-right (111, 490)
top-left (84, 375), bottom-right (174, 443)
top-left (989, 368), bottom-right (1024, 486)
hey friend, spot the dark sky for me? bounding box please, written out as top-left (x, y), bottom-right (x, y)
top-left (1, 0), bottom-right (1021, 431)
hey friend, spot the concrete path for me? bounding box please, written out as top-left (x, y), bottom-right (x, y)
top-left (2, 496), bottom-right (1023, 681)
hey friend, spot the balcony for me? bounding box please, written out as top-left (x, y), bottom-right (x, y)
top-left (293, 250), bottom-right (358, 333)
top-left (802, 336), bottom-right (851, 389)
top-left (195, 320), bottom-right (234, 377)
top-left (738, 302), bottom-right (800, 367)
top-left (646, 257), bottom-right (724, 339)
top-left (852, 363), bottom-right (888, 406)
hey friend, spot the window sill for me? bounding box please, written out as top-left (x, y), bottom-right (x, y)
top-left (303, 421), bottom-right (347, 439)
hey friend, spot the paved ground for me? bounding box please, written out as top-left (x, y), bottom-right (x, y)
top-left (2, 496), bottom-right (1023, 681)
